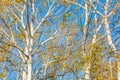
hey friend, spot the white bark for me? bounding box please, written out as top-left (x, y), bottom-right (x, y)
top-left (104, 0), bottom-right (119, 80)
top-left (23, 67), bottom-right (27, 80)
top-left (83, 1), bottom-right (90, 80)
top-left (22, 0), bottom-right (34, 80)
top-left (27, 55), bottom-right (32, 80)
top-left (117, 59), bottom-right (120, 80)
top-left (109, 57), bottom-right (113, 80)
top-left (23, 23), bottom-right (33, 80)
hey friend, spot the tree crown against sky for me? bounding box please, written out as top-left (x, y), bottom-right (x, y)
top-left (0, 0), bottom-right (120, 80)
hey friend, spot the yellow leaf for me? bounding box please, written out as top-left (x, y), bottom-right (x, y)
top-left (15, 0), bottom-right (24, 3)
top-left (62, 63), bottom-right (66, 67)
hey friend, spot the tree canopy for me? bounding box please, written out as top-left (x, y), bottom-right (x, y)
top-left (0, 0), bottom-right (120, 80)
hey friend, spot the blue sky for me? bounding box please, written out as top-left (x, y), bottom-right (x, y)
top-left (0, 0), bottom-right (120, 80)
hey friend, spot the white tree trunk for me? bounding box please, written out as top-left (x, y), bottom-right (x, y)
top-left (104, 0), bottom-right (120, 80)
top-left (83, 2), bottom-right (90, 80)
top-left (117, 59), bottom-right (120, 80)
top-left (22, 0), bottom-right (34, 79)
top-left (109, 57), bottom-right (113, 80)
top-left (27, 55), bottom-right (32, 80)
top-left (23, 26), bottom-right (33, 80)
top-left (23, 34), bottom-right (32, 80)
top-left (23, 65), bottom-right (27, 80)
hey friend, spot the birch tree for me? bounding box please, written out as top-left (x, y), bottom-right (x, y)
top-left (0, 0), bottom-right (74, 80)
top-left (65, 0), bottom-right (120, 80)
top-left (0, 0), bottom-right (120, 80)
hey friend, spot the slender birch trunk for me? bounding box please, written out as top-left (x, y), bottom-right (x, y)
top-left (83, 0), bottom-right (95, 79)
top-left (117, 58), bottom-right (120, 80)
top-left (23, 30), bottom-right (33, 80)
top-left (104, 0), bottom-right (120, 80)
top-left (22, 0), bottom-right (34, 80)
top-left (83, 1), bottom-right (90, 79)
top-left (23, 21), bottom-right (33, 80)
top-left (109, 57), bottom-right (113, 80)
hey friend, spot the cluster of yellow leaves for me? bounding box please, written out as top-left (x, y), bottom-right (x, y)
top-left (15, 0), bottom-right (24, 3)
top-left (0, 70), bottom-right (6, 79)
top-left (0, 0), bottom-right (24, 13)
top-left (0, 42), bottom-right (11, 62)
top-left (0, 0), bottom-right (12, 5)
top-left (0, 0), bottom-right (24, 4)
top-left (0, 57), bottom-right (5, 62)
top-left (13, 30), bottom-right (26, 40)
